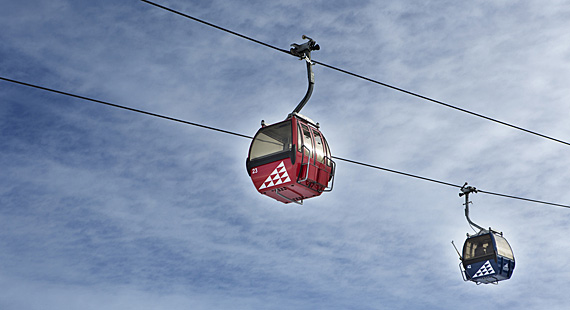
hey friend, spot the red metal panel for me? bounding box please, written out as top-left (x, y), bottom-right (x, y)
top-left (250, 158), bottom-right (321, 204)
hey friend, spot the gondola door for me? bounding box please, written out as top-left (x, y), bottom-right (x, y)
top-left (296, 120), bottom-right (334, 194)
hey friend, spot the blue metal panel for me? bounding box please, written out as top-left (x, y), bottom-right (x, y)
top-left (497, 255), bottom-right (515, 280)
top-left (464, 256), bottom-right (515, 284)
top-left (465, 259), bottom-right (497, 283)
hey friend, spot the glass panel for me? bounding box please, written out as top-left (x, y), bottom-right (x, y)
top-left (313, 131), bottom-right (325, 163)
top-left (301, 124), bottom-right (312, 157)
top-left (297, 123), bottom-right (303, 152)
top-left (494, 235), bottom-right (514, 260)
top-left (463, 234), bottom-right (495, 261)
top-left (323, 135), bottom-right (332, 166)
top-left (249, 122), bottom-right (292, 160)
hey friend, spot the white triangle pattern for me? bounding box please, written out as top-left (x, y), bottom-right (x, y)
top-left (259, 161), bottom-right (291, 190)
top-left (473, 260), bottom-right (495, 278)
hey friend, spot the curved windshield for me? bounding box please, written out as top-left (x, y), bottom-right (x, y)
top-left (463, 234), bottom-right (495, 261)
top-left (249, 121), bottom-right (292, 161)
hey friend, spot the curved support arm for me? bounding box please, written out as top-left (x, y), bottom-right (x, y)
top-left (292, 59), bottom-right (314, 114)
top-left (290, 36), bottom-right (319, 114)
top-left (459, 183), bottom-right (484, 231)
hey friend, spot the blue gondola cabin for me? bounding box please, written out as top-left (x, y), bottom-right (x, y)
top-left (461, 231), bottom-right (515, 284)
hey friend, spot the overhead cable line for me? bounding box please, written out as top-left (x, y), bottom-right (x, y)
top-left (333, 156), bottom-right (570, 208)
top-left (140, 0), bottom-right (570, 148)
top-left (140, 0), bottom-right (290, 55)
top-left (2, 76), bottom-right (569, 209)
top-left (0, 77), bottom-right (251, 140)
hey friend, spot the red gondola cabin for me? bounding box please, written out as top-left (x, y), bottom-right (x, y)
top-left (246, 113), bottom-right (335, 204)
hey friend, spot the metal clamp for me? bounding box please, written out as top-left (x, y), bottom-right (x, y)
top-left (459, 182), bottom-right (484, 232)
top-left (290, 35), bottom-right (320, 59)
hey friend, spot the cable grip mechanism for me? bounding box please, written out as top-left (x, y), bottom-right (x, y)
top-left (290, 35), bottom-right (320, 61)
top-left (459, 182), bottom-right (484, 232)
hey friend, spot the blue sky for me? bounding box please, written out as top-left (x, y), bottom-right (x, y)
top-left (2, 1), bottom-right (570, 309)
